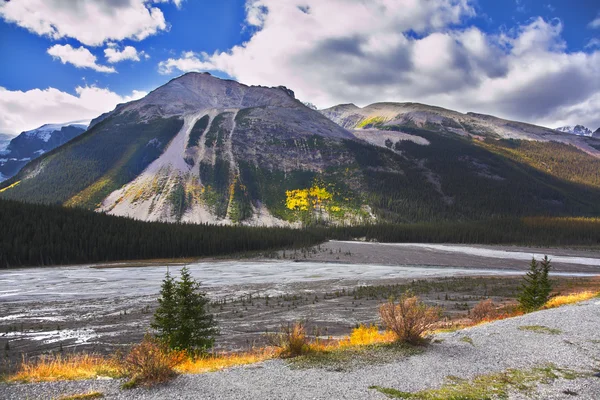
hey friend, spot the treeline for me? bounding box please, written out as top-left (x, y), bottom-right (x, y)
top-left (0, 199), bottom-right (325, 268)
top-left (2, 198), bottom-right (599, 268)
top-left (328, 217), bottom-right (600, 247)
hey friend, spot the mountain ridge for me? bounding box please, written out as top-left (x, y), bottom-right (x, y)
top-left (2, 73), bottom-right (600, 226)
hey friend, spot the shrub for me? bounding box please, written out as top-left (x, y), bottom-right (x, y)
top-left (470, 299), bottom-right (497, 323)
top-left (266, 322), bottom-right (310, 357)
top-left (379, 292), bottom-right (441, 344)
top-left (152, 267), bottom-right (218, 355)
top-left (122, 335), bottom-right (186, 387)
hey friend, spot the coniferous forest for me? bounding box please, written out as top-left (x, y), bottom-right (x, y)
top-left (0, 199), bottom-right (325, 268)
top-left (1, 198), bottom-right (599, 268)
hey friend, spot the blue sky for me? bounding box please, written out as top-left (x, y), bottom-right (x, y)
top-left (1, 0), bottom-right (599, 134)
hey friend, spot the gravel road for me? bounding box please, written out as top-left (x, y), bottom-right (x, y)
top-left (2, 299), bottom-right (599, 400)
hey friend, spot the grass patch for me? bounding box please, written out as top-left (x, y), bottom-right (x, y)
top-left (543, 291), bottom-right (600, 309)
top-left (289, 342), bottom-right (423, 372)
top-left (460, 336), bottom-right (475, 346)
top-left (518, 325), bottom-right (562, 335)
top-left (57, 392), bottom-right (103, 400)
top-left (370, 364), bottom-right (581, 399)
top-left (7, 354), bottom-right (121, 383)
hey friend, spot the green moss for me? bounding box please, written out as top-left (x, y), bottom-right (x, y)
top-left (371, 364), bottom-right (582, 399)
top-left (518, 325), bottom-right (562, 335)
top-left (57, 393), bottom-right (104, 400)
top-left (460, 336), bottom-right (474, 346)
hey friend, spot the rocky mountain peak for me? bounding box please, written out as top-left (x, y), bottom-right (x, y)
top-left (555, 125), bottom-right (593, 136)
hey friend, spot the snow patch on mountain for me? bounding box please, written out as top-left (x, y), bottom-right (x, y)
top-left (24, 120), bottom-right (90, 142)
top-left (555, 125), bottom-right (593, 137)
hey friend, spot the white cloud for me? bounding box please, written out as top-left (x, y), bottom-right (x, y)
top-left (104, 45), bottom-right (145, 63)
top-left (158, 1), bottom-right (600, 129)
top-left (0, 0), bottom-right (181, 46)
top-left (158, 51), bottom-right (208, 74)
top-left (586, 38), bottom-right (600, 49)
top-left (153, 0), bottom-right (185, 9)
top-left (590, 14), bottom-right (600, 29)
top-left (47, 44), bottom-right (116, 73)
top-left (0, 86), bottom-right (146, 134)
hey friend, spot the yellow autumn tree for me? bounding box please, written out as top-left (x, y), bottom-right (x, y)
top-left (286, 185), bottom-right (333, 212)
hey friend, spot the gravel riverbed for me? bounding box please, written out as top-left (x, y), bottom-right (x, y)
top-left (2, 298), bottom-right (599, 400)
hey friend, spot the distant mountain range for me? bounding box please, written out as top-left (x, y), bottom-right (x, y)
top-left (0, 133), bottom-right (13, 151)
top-left (0, 121), bottom-right (88, 182)
top-left (555, 125), bottom-right (593, 137)
top-left (1, 73), bottom-right (600, 226)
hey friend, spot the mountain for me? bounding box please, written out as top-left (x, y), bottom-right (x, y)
top-left (0, 121), bottom-right (88, 182)
top-left (594, 127), bottom-right (600, 138)
top-left (321, 103), bottom-right (600, 156)
top-left (2, 73), bottom-right (600, 226)
top-left (0, 132), bottom-right (13, 150)
top-left (555, 125), bottom-right (593, 137)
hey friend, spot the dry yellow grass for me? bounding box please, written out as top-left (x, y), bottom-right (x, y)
top-left (342, 324), bottom-right (395, 347)
top-left (176, 348), bottom-right (278, 374)
top-left (8, 354), bottom-right (120, 383)
top-left (543, 291), bottom-right (599, 309)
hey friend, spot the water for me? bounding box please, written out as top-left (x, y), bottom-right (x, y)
top-left (1, 259), bottom-right (598, 303)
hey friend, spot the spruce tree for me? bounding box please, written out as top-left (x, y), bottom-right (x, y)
top-left (173, 267), bottom-right (218, 353)
top-left (518, 258), bottom-right (541, 311)
top-left (518, 256), bottom-right (553, 311)
top-left (538, 255), bottom-right (553, 305)
top-left (152, 267), bottom-right (218, 354)
top-left (151, 270), bottom-right (178, 348)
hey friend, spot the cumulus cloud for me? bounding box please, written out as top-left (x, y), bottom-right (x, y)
top-left (0, 86), bottom-right (146, 134)
top-left (104, 44), bottom-right (146, 63)
top-left (0, 0), bottom-right (181, 46)
top-left (47, 44), bottom-right (116, 73)
top-left (157, 0), bottom-right (600, 129)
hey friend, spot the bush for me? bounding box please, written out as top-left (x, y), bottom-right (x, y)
top-left (266, 322), bottom-right (310, 357)
top-left (122, 335), bottom-right (186, 387)
top-left (379, 292), bottom-right (441, 344)
top-left (470, 299), bottom-right (497, 323)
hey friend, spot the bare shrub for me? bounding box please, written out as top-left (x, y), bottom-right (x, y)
top-left (379, 293), bottom-right (441, 344)
top-left (470, 299), bottom-right (497, 323)
top-left (122, 335), bottom-right (186, 387)
top-left (265, 322), bottom-right (310, 357)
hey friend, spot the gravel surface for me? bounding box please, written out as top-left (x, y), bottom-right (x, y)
top-left (2, 299), bottom-right (599, 400)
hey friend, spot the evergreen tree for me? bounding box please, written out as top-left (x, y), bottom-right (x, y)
top-left (152, 267), bottom-right (218, 354)
top-left (538, 255), bottom-right (553, 304)
top-left (151, 270), bottom-right (178, 348)
top-left (518, 256), bottom-right (552, 311)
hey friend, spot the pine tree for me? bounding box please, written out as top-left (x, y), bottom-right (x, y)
top-left (173, 267), bottom-right (218, 353)
top-left (518, 258), bottom-right (541, 311)
top-left (518, 256), bottom-right (552, 311)
top-left (538, 255), bottom-right (553, 304)
top-left (151, 270), bottom-right (178, 349)
top-left (152, 267), bottom-right (218, 354)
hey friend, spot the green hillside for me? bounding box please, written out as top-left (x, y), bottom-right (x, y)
top-left (0, 113), bottom-right (183, 209)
